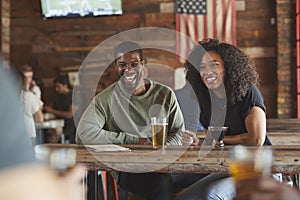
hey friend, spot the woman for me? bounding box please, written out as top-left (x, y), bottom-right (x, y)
top-left (175, 39), bottom-right (271, 200)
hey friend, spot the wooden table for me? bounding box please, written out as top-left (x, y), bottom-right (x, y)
top-left (268, 131), bottom-right (300, 146)
top-left (38, 144), bottom-right (300, 200)
top-left (197, 130), bottom-right (300, 146)
top-left (267, 118), bottom-right (300, 132)
top-left (40, 144), bottom-right (300, 174)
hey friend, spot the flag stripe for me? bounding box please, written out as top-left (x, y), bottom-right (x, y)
top-left (194, 16), bottom-right (199, 41)
top-left (231, 0), bottom-right (237, 46)
top-left (176, 13), bottom-right (181, 59)
top-left (222, 0), bottom-right (227, 41)
top-left (213, 0), bottom-right (217, 39)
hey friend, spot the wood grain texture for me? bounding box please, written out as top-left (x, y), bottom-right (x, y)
top-left (40, 144), bottom-right (300, 174)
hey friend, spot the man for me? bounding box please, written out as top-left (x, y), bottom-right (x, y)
top-left (44, 75), bottom-right (78, 143)
top-left (20, 65), bottom-right (42, 99)
top-left (76, 41), bottom-right (184, 199)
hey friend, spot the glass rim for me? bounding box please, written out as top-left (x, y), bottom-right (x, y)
top-left (208, 126), bottom-right (228, 131)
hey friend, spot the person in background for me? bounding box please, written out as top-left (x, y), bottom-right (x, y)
top-left (172, 79), bottom-right (207, 191)
top-left (233, 176), bottom-right (300, 200)
top-left (0, 66), bottom-right (85, 200)
top-left (174, 38), bottom-right (271, 200)
top-left (44, 75), bottom-right (78, 143)
top-left (76, 41), bottom-right (187, 200)
top-left (19, 69), bottom-right (44, 145)
top-left (174, 79), bottom-right (204, 132)
top-left (20, 65), bottom-right (42, 99)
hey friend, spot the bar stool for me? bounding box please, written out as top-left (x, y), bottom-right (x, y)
top-left (98, 171), bottom-right (119, 200)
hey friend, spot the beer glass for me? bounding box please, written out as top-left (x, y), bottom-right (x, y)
top-left (35, 146), bottom-right (87, 200)
top-left (34, 146), bottom-right (77, 175)
top-left (229, 145), bottom-right (273, 195)
top-left (151, 117), bottom-right (168, 149)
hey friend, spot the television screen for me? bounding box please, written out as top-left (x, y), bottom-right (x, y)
top-left (40, 0), bottom-right (122, 19)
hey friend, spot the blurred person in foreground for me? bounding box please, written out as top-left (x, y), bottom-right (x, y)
top-left (0, 66), bottom-right (85, 200)
top-left (234, 176), bottom-right (300, 200)
top-left (76, 41), bottom-right (203, 199)
top-left (174, 38), bottom-right (272, 200)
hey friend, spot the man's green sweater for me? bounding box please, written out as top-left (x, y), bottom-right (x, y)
top-left (76, 79), bottom-right (184, 145)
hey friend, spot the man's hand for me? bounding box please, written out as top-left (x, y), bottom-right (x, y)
top-left (138, 138), bottom-right (152, 145)
top-left (182, 130), bottom-right (199, 146)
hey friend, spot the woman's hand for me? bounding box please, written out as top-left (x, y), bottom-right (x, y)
top-left (44, 106), bottom-right (54, 113)
top-left (29, 80), bottom-right (36, 93)
top-left (182, 130), bottom-right (199, 146)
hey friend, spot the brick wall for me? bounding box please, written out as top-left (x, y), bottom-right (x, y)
top-left (277, 0), bottom-right (296, 117)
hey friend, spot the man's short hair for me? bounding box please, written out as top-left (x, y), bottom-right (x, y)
top-left (53, 75), bottom-right (71, 88)
top-left (114, 41), bottom-right (143, 62)
top-left (20, 65), bottom-right (33, 73)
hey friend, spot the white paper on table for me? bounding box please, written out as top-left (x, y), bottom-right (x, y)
top-left (85, 144), bottom-right (131, 152)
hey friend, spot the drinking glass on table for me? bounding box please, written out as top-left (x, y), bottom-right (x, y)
top-left (229, 145), bottom-right (273, 196)
top-left (151, 117), bottom-right (168, 149)
top-left (207, 126), bottom-right (228, 147)
top-left (35, 146), bottom-right (77, 175)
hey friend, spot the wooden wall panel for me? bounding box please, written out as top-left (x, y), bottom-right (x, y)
top-left (236, 0), bottom-right (277, 117)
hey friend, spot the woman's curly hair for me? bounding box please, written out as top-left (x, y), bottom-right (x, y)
top-left (185, 39), bottom-right (259, 127)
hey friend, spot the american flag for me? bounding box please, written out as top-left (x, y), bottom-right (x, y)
top-left (176, 0), bottom-right (236, 62)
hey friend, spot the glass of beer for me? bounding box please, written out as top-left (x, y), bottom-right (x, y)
top-left (151, 117), bottom-right (168, 149)
top-left (229, 145), bottom-right (273, 196)
top-left (35, 146), bottom-right (77, 176)
top-left (208, 126), bottom-right (228, 147)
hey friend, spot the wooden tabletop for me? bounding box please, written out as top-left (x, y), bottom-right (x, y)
top-left (267, 118), bottom-right (300, 132)
top-left (38, 144), bottom-right (300, 174)
top-left (197, 130), bottom-right (300, 146)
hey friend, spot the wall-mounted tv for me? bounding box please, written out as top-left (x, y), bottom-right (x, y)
top-left (40, 0), bottom-right (122, 19)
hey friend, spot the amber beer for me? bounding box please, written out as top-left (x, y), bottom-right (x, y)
top-left (229, 160), bottom-right (266, 196)
top-left (152, 123), bottom-right (168, 147)
top-left (229, 160), bottom-right (263, 182)
top-left (229, 145), bottom-right (273, 195)
top-left (151, 117), bottom-right (168, 149)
